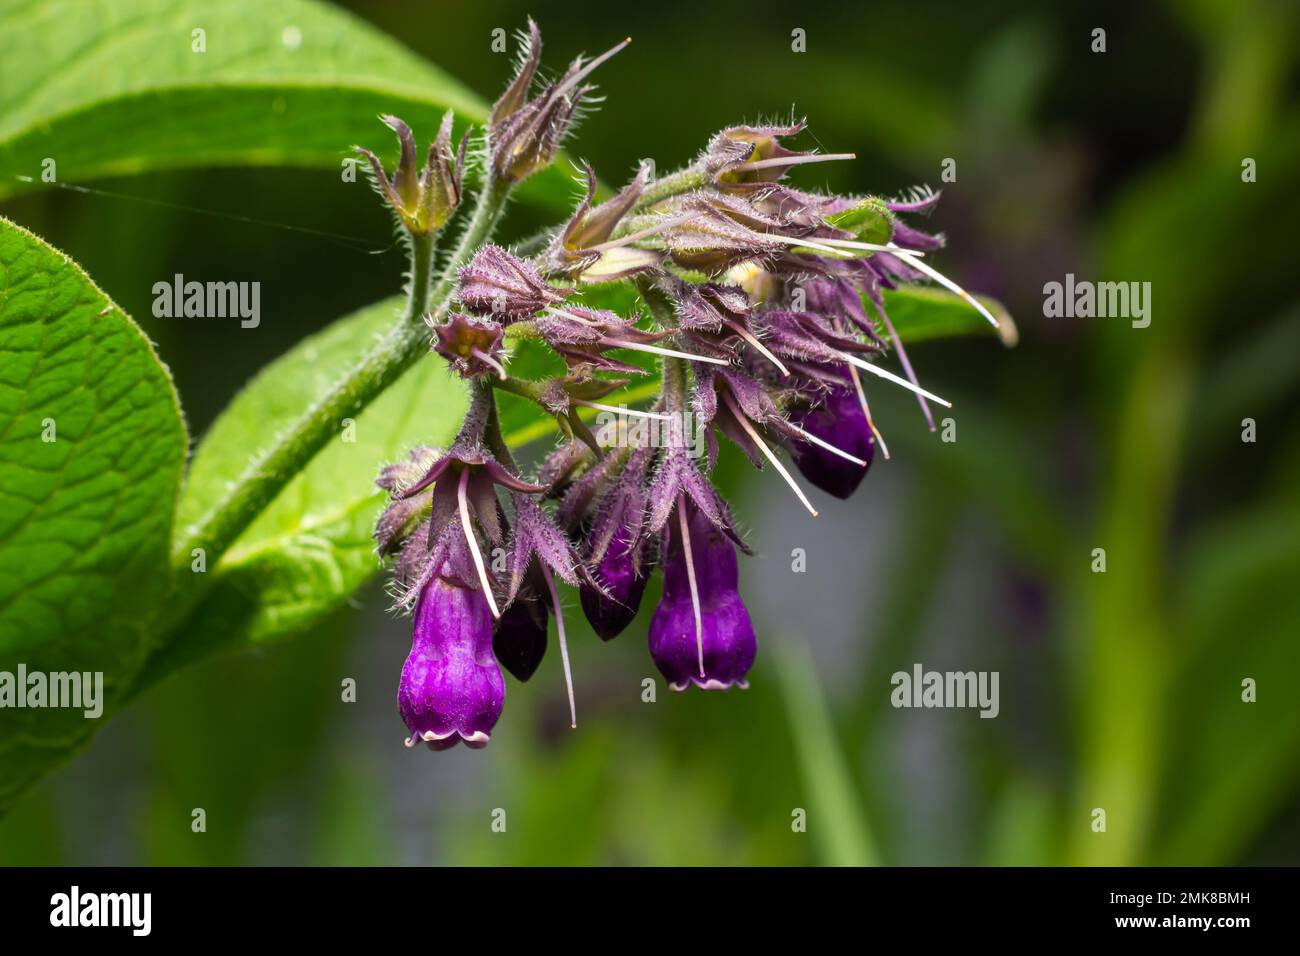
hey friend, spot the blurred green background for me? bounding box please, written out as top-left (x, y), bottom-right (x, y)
top-left (2, 0), bottom-right (1299, 865)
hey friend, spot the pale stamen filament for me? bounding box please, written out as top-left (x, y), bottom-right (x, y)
top-left (545, 308), bottom-right (734, 366)
top-left (784, 420), bottom-right (868, 467)
top-left (887, 248), bottom-right (1000, 330)
top-left (572, 399), bottom-right (673, 421)
top-left (735, 152), bottom-right (856, 172)
top-left (847, 362), bottom-right (891, 460)
top-left (765, 233), bottom-right (859, 259)
top-left (539, 562), bottom-right (577, 729)
top-left (816, 238), bottom-right (926, 257)
top-left (678, 497), bottom-right (705, 679)
top-left (458, 468), bottom-right (501, 619)
top-left (604, 337), bottom-right (731, 366)
top-left (836, 351), bottom-right (952, 408)
top-left (722, 318), bottom-right (790, 376)
top-left (722, 392), bottom-right (818, 518)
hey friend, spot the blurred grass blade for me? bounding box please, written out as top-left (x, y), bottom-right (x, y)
top-left (1155, 504), bottom-right (1300, 864)
top-left (777, 641), bottom-right (876, 866)
top-left (1192, 301), bottom-right (1300, 445)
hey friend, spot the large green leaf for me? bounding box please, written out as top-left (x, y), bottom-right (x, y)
top-left (0, 0), bottom-right (569, 208)
top-left (0, 216), bottom-right (187, 811)
top-left (143, 296), bottom-right (467, 680)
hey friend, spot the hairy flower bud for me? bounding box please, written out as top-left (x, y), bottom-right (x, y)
top-left (788, 386), bottom-right (875, 499)
top-left (541, 162), bottom-right (662, 282)
top-left (579, 459), bottom-right (649, 641)
top-left (458, 244), bottom-right (567, 318)
top-left (580, 526), bottom-right (647, 641)
top-left (488, 19), bottom-right (630, 183)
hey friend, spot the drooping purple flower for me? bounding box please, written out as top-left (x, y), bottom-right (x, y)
top-left (788, 386), bottom-right (875, 499)
top-left (363, 32), bottom-right (1010, 753)
top-left (377, 423), bottom-right (547, 617)
top-left (400, 570), bottom-right (504, 750)
top-left (581, 526), bottom-right (647, 641)
top-left (649, 501), bottom-right (756, 691)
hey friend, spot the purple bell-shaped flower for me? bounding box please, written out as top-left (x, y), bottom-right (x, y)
top-left (649, 501), bottom-right (756, 691)
top-left (400, 572), bottom-right (504, 750)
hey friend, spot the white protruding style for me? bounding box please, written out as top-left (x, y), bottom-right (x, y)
top-left (837, 352), bottom-right (952, 408)
top-left (678, 497), bottom-right (705, 679)
top-left (540, 562), bottom-right (577, 729)
top-left (722, 392), bottom-right (819, 517)
top-left (458, 467), bottom-right (501, 619)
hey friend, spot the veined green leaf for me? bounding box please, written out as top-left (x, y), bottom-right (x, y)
top-left (0, 216), bottom-right (187, 812)
top-left (0, 0), bottom-right (571, 209)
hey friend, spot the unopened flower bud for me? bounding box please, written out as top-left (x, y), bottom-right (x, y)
top-left (788, 386), bottom-right (875, 499)
top-left (458, 244), bottom-right (567, 318)
top-left (488, 19), bottom-right (630, 183)
top-left (355, 112), bottom-right (466, 236)
top-left (494, 586), bottom-right (549, 682)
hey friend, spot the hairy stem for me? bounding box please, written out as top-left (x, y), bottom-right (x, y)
top-left (166, 175), bottom-right (513, 618)
top-left (483, 390), bottom-right (516, 470)
top-left (634, 165), bottom-right (708, 209)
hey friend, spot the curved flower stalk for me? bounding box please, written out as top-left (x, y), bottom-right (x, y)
top-left (367, 20), bottom-right (1003, 750)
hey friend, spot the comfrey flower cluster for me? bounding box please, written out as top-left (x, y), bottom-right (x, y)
top-left (362, 20), bottom-right (999, 750)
